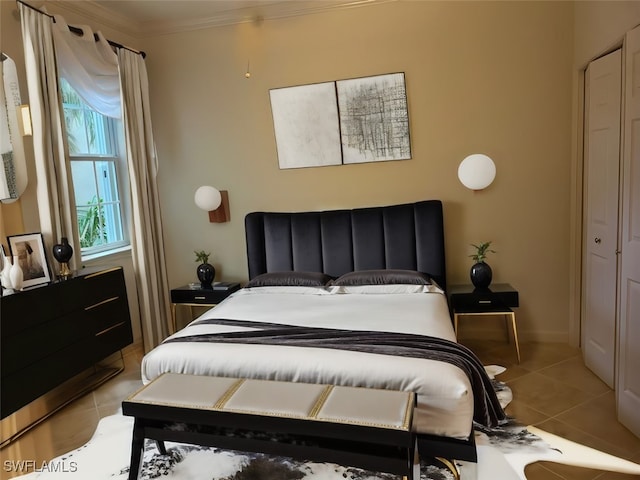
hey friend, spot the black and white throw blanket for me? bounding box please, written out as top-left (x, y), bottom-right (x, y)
top-left (163, 318), bottom-right (507, 428)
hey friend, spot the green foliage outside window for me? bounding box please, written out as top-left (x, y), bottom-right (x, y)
top-left (78, 196), bottom-right (107, 248)
top-left (61, 79), bottom-right (96, 154)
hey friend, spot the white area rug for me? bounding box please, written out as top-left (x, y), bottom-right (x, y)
top-left (12, 367), bottom-right (640, 480)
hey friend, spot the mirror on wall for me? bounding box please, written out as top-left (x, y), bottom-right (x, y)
top-left (1, 52), bottom-right (28, 203)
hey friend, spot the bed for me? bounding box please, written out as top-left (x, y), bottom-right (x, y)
top-left (141, 200), bottom-right (504, 462)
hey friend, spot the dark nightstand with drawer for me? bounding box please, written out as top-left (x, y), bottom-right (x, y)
top-left (169, 282), bottom-right (241, 334)
top-left (448, 283), bottom-right (520, 362)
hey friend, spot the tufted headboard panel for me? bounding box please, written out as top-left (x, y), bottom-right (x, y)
top-left (244, 200), bottom-right (447, 291)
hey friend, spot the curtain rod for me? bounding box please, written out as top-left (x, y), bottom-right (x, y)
top-left (16, 0), bottom-right (146, 58)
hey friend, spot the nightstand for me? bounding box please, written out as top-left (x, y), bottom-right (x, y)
top-left (169, 282), bottom-right (241, 334)
top-left (448, 283), bottom-right (520, 363)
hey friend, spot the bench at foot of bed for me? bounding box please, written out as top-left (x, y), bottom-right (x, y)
top-left (122, 373), bottom-right (420, 480)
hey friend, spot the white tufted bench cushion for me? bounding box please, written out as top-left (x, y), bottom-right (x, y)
top-left (123, 373), bottom-right (418, 480)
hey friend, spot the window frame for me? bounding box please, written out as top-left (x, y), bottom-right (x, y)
top-left (61, 79), bottom-right (131, 258)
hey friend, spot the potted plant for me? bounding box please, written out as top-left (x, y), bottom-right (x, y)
top-left (469, 241), bottom-right (495, 288)
top-left (194, 250), bottom-right (215, 288)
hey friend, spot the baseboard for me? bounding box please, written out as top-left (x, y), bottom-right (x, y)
top-left (457, 327), bottom-right (569, 344)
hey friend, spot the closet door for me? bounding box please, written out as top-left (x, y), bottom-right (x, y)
top-left (617, 25), bottom-right (640, 437)
top-left (582, 49), bottom-right (622, 389)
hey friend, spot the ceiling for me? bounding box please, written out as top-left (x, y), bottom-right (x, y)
top-left (52, 0), bottom-right (387, 36)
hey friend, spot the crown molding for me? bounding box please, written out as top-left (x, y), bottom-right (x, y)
top-left (44, 0), bottom-right (393, 38)
top-left (43, 0), bottom-right (141, 37)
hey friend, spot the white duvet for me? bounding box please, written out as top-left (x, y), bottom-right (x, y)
top-left (141, 286), bottom-right (474, 439)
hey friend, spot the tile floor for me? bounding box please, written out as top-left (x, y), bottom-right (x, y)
top-left (462, 339), bottom-right (640, 480)
top-left (1, 341), bottom-right (639, 480)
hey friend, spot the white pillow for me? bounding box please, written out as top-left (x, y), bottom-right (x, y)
top-left (242, 285), bottom-right (332, 295)
top-left (331, 284), bottom-right (443, 294)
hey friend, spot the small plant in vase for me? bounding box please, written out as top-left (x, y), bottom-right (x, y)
top-left (469, 241), bottom-right (496, 289)
top-left (194, 250), bottom-right (215, 289)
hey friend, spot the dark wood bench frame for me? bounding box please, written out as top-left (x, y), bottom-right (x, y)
top-left (123, 398), bottom-right (419, 480)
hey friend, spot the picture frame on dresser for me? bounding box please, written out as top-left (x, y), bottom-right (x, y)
top-left (7, 232), bottom-right (51, 288)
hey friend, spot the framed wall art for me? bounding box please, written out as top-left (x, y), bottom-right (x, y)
top-left (8, 232), bottom-right (51, 288)
top-left (337, 72), bottom-right (411, 164)
top-left (269, 72), bottom-right (411, 169)
top-left (269, 81), bottom-right (342, 169)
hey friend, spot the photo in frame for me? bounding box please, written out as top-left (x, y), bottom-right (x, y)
top-left (8, 232), bottom-right (51, 288)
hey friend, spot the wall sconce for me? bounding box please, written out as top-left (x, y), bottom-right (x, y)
top-left (457, 154), bottom-right (496, 191)
top-left (194, 185), bottom-right (230, 223)
top-left (17, 105), bottom-right (32, 136)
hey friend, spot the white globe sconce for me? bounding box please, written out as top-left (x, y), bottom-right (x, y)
top-left (458, 154), bottom-right (496, 191)
top-left (194, 185), bottom-right (230, 223)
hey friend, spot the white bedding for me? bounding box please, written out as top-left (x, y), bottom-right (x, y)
top-left (141, 287), bottom-right (474, 439)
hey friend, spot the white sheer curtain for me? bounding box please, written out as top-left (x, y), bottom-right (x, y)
top-left (51, 15), bottom-right (121, 118)
top-left (19, 3), bottom-right (81, 268)
top-left (118, 49), bottom-right (171, 349)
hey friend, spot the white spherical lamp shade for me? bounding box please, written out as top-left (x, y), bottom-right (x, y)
top-left (194, 186), bottom-right (222, 211)
top-left (458, 154), bottom-right (496, 190)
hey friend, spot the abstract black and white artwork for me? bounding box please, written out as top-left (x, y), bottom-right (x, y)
top-left (337, 73), bottom-right (411, 164)
top-left (269, 82), bottom-right (342, 170)
top-left (269, 73), bottom-right (411, 169)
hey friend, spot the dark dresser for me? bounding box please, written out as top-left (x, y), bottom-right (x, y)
top-left (0, 266), bottom-right (133, 429)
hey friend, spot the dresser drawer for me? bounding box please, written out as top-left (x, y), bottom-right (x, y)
top-left (1, 338), bottom-right (96, 416)
top-left (89, 294), bottom-right (131, 334)
top-left (69, 267), bottom-right (127, 310)
top-left (1, 284), bottom-right (65, 336)
top-left (171, 285), bottom-right (240, 304)
top-left (92, 321), bottom-right (133, 363)
top-left (1, 310), bottom-right (90, 376)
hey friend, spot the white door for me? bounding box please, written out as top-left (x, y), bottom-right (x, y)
top-left (617, 26), bottom-right (640, 437)
top-left (582, 49), bottom-right (622, 388)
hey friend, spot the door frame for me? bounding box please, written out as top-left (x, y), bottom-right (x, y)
top-left (570, 42), bottom-right (624, 348)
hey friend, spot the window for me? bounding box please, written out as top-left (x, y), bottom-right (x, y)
top-left (60, 78), bottom-right (129, 255)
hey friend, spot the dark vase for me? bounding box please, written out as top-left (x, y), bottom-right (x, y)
top-left (52, 237), bottom-right (73, 277)
top-left (197, 263), bottom-right (216, 288)
top-left (470, 262), bottom-right (492, 288)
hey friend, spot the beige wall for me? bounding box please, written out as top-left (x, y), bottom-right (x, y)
top-left (574, 1), bottom-right (640, 69)
top-left (140, 1), bottom-right (574, 341)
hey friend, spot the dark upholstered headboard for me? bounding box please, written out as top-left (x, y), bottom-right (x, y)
top-left (244, 200), bottom-right (447, 291)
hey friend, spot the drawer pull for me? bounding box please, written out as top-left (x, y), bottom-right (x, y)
top-left (194, 296), bottom-right (207, 300)
top-left (478, 300), bottom-right (492, 304)
top-left (85, 296), bottom-right (119, 311)
top-left (85, 267), bottom-right (121, 279)
top-left (95, 321), bottom-right (125, 337)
